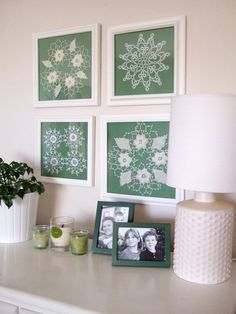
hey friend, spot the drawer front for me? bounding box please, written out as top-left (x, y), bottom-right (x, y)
top-left (20, 308), bottom-right (43, 314)
top-left (19, 307), bottom-right (43, 314)
top-left (0, 300), bottom-right (18, 314)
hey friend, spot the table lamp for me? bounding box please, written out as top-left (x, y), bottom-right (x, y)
top-left (167, 93), bottom-right (236, 284)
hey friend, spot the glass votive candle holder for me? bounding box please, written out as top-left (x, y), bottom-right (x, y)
top-left (70, 229), bottom-right (89, 255)
top-left (32, 225), bottom-right (50, 249)
top-left (50, 216), bottom-right (75, 252)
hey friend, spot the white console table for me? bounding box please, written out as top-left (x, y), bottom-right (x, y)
top-left (0, 240), bottom-right (235, 314)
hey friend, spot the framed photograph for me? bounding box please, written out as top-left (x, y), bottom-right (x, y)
top-left (107, 16), bottom-right (186, 106)
top-left (112, 222), bottom-right (171, 267)
top-left (101, 114), bottom-right (183, 205)
top-left (36, 117), bottom-right (94, 186)
top-left (33, 24), bottom-right (100, 107)
top-left (92, 201), bottom-right (135, 255)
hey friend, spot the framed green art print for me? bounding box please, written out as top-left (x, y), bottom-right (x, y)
top-left (112, 222), bottom-right (171, 267)
top-left (107, 16), bottom-right (186, 106)
top-left (36, 117), bottom-right (94, 186)
top-left (33, 24), bottom-right (100, 107)
top-left (101, 114), bottom-right (183, 205)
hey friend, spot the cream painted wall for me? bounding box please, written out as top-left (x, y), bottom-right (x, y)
top-left (0, 0), bottom-right (236, 255)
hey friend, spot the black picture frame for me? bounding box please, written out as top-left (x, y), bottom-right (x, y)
top-left (92, 201), bottom-right (135, 255)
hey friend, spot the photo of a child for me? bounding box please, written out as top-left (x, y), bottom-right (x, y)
top-left (140, 229), bottom-right (165, 261)
top-left (92, 201), bottom-right (135, 255)
top-left (113, 208), bottom-right (126, 222)
top-left (97, 206), bottom-right (129, 249)
top-left (98, 216), bottom-right (114, 249)
top-left (118, 228), bottom-right (142, 260)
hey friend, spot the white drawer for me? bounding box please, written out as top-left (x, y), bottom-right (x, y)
top-left (20, 308), bottom-right (43, 314)
top-left (0, 300), bottom-right (18, 314)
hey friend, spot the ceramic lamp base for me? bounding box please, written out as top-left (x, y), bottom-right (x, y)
top-left (173, 199), bottom-right (234, 284)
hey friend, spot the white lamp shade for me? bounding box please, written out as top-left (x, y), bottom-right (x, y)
top-left (167, 93), bottom-right (236, 193)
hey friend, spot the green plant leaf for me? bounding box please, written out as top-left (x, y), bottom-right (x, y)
top-left (0, 158), bottom-right (45, 208)
top-left (18, 190), bottom-right (25, 199)
top-left (2, 196), bottom-right (13, 208)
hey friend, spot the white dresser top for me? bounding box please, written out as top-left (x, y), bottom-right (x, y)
top-left (0, 240), bottom-right (235, 314)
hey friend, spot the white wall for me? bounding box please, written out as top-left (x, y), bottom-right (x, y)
top-left (0, 0), bottom-right (236, 255)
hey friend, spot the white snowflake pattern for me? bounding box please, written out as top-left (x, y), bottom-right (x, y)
top-left (43, 151), bottom-right (64, 174)
top-left (40, 38), bottom-right (90, 99)
top-left (63, 125), bottom-right (84, 150)
top-left (64, 151), bottom-right (86, 176)
top-left (118, 33), bottom-right (170, 91)
top-left (42, 124), bottom-right (87, 178)
top-left (108, 122), bottom-right (169, 195)
top-left (43, 129), bottom-right (62, 149)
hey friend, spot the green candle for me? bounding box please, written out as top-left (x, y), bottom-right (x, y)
top-left (70, 230), bottom-right (89, 255)
top-left (33, 225), bottom-right (49, 249)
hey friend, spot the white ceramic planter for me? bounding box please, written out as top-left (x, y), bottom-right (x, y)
top-left (0, 192), bottom-right (39, 243)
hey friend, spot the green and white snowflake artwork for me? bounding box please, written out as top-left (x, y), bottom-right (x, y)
top-left (41, 122), bottom-right (88, 180)
top-left (114, 26), bottom-right (174, 96)
top-left (107, 121), bottom-right (175, 199)
top-left (38, 31), bottom-right (92, 101)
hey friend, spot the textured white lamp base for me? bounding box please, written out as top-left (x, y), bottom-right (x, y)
top-left (173, 199), bottom-right (234, 284)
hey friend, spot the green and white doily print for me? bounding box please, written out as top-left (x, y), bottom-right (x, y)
top-left (118, 33), bottom-right (170, 92)
top-left (42, 124), bottom-right (87, 178)
top-left (108, 122), bottom-right (169, 196)
top-left (40, 38), bottom-right (91, 99)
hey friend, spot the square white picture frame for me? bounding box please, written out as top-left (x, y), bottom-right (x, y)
top-left (36, 116), bottom-right (94, 186)
top-left (33, 24), bottom-right (101, 107)
top-left (107, 16), bottom-right (186, 106)
top-left (101, 114), bottom-right (183, 205)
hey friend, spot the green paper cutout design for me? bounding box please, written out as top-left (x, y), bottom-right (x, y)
top-left (38, 31), bottom-right (92, 101)
top-left (115, 26), bottom-right (174, 96)
top-left (41, 122), bottom-right (88, 180)
top-left (107, 121), bottom-right (175, 199)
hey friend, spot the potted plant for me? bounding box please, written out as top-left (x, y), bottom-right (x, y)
top-left (0, 158), bottom-right (45, 243)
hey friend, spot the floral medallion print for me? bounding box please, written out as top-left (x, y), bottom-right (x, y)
top-left (39, 33), bottom-right (91, 101)
top-left (41, 122), bottom-right (87, 180)
top-left (118, 33), bottom-right (170, 92)
top-left (108, 122), bottom-right (170, 196)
